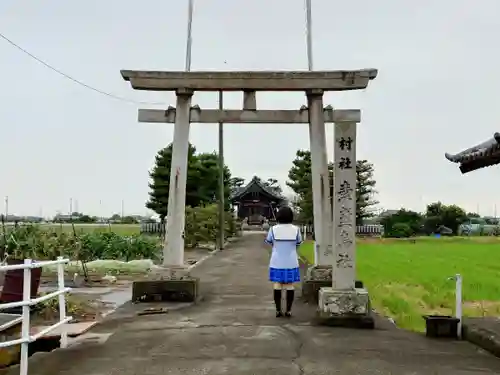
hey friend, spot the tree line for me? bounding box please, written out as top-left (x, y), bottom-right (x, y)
top-left (146, 143), bottom-right (281, 220)
top-left (380, 203), bottom-right (500, 237)
top-left (286, 149), bottom-right (378, 225)
top-left (146, 145), bottom-right (379, 227)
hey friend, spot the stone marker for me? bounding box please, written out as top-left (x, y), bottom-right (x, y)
top-left (317, 121), bottom-right (374, 328)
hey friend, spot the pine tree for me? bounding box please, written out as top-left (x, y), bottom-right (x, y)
top-left (287, 150), bottom-right (378, 224)
top-left (355, 160), bottom-right (379, 224)
top-left (146, 143), bottom-right (232, 219)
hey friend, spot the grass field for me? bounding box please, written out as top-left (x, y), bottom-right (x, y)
top-left (299, 237), bottom-right (500, 332)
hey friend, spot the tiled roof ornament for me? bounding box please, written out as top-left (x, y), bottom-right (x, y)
top-left (445, 133), bottom-right (500, 173)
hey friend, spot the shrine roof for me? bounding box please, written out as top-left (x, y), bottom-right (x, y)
top-left (230, 177), bottom-right (285, 201)
top-left (445, 132), bottom-right (500, 173)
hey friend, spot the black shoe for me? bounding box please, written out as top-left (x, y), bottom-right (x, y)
top-left (284, 311), bottom-right (292, 318)
top-left (276, 311), bottom-right (283, 318)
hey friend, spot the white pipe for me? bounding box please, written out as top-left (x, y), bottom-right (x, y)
top-left (0, 337), bottom-right (28, 349)
top-left (0, 316), bottom-right (22, 332)
top-left (30, 316), bottom-right (72, 342)
top-left (0, 258), bottom-right (69, 271)
top-left (0, 257), bottom-right (73, 374)
top-left (57, 256), bottom-right (69, 348)
top-left (20, 259), bottom-right (31, 375)
top-left (455, 273), bottom-right (463, 339)
top-left (0, 287), bottom-right (72, 310)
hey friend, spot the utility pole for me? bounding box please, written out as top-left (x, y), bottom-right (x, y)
top-left (185, 0), bottom-right (194, 72)
top-left (69, 198), bottom-right (73, 215)
top-left (305, 0), bottom-right (313, 71)
top-left (218, 90), bottom-right (225, 250)
top-left (4, 196), bottom-right (8, 220)
top-left (121, 199), bottom-right (125, 220)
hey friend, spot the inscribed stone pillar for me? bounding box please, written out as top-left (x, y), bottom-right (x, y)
top-left (332, 122), bottom-right (357, 290)
top-left (163, 89), bottom-right (193, 268)
top-left (317, 119), bottom-right (372, 328)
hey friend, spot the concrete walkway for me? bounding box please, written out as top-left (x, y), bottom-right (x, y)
top-left (6, 233), bottom-right (500, 374)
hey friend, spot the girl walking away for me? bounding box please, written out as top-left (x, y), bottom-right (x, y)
top-left (264, 206), bottom-right (303, 318)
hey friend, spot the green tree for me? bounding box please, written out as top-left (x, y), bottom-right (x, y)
top-left (467, 212), bottom-right (480, 218)
top-left (391, 222), bottom-right (413, 238)
top-left (229, 177), bottom-right (245, 190)
top-left (146, 143), bottom-right (232, 219)
top-left (286, 150), bottom-right (315, 223)
top-left (380, 209), bottom-right (422, 237)
top-left (193, 152), bottom-right (232, 211)
top-left (77, 215), bottom-right (95, 223)
top-left (264, 178), bottom-right (283, 195)
top-left (251, 176), bottom-right (284, 196)
top-left (121, 216), bottom-right (139, 224)
top-left (287, 150), bottom-right (377, 225)
top-left (356, 160), bottom-right (379, 224)
top-left (424, 202), bottom-right (467, 234)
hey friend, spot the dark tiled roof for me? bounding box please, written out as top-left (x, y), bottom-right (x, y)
top-left (445, 133), bottom-right (500, 173)
top-left (230, 176), bottom-right (284, 201)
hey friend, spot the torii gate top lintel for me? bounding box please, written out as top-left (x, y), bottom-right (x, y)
top-left (120, 69), bottom-right (378, 92)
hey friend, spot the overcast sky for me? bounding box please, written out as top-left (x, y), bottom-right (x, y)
top-left (1, 0), bottom-right (500, 217)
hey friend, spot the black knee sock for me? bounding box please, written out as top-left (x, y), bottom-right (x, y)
top-left (273, 289), bottom-right (282, 312)
top-left (286, 289), bottom-right (295, 312)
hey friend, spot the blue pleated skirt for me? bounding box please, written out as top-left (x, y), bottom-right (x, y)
top-left (269, 267), bottom-right (301, 283)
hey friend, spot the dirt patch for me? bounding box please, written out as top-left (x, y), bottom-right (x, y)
top-left (31, 294), bottom-right (113, 326)
top-left (370, 282), bottom-right (451, 329)
top-left (463, 301), bottom-right (500, 316)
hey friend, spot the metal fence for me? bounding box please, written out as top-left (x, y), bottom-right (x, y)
top-left (302, 224), bottom-right (384, 237)
top-left (141, 222), bottom-right (384, 237)
top-left (140, 222), bottom-right (164, 234)
top-left (0, 257), bottom-right (71, 375)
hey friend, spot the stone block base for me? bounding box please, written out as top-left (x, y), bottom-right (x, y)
top-left (301, 265), bottom-right (364, 304)
top-left (132, 278), bottom-right (199, 303)
top-left (316, 287), bottom-right (374, 329)
top-left (302, 280), bottom-right (331, 304)
top-left (302, 265), bottom-right (332, 304)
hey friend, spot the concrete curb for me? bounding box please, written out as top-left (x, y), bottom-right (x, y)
top-left (187, 248), bottom-right (220, 272)
top-left (463, 322), bottom-right (500, 359)
top-left (187, 237), bottom-right (239, 272)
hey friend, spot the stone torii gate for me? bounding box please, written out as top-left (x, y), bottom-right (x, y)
top-left (122, 69), bottom-right (377, 324)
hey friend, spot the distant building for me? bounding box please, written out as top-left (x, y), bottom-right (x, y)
top-left (53, 214), bottom-right (81, 222)
top-left (230, 176), bottom-right (285, 224)
top-left (378, 209), bottom-right (399, 218)
top-left (24, 216), bottom-right (44, 223)
top-left (367, 209), bottom-right (399, 224)
top-left (1, 215), bottom-right (43, 223)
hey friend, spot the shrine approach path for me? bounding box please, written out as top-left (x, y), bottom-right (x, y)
top-left (6, 233), bottom-right (500, 375)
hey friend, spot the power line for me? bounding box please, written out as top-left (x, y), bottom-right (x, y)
top-left (0, 32), bottom-right (165, 106)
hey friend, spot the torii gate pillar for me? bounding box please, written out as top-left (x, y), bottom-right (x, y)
top-left (122, 70), bottom-right (377, 325)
